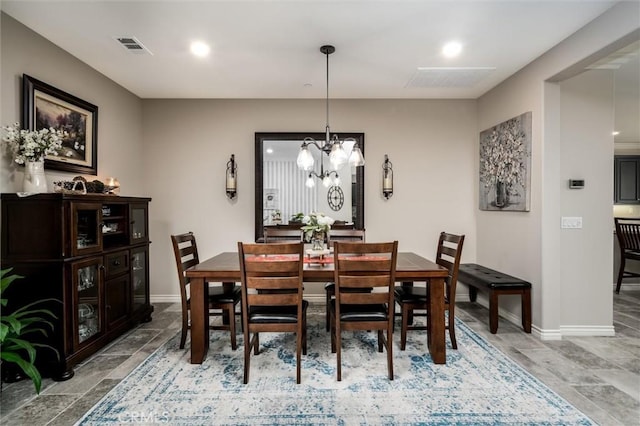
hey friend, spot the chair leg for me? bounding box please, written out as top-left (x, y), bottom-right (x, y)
top-left (180, 310), bottom-right (188, 349)
top-left (325, 289), bottom-right (332, 332)
top-left (254, 333), bottom-right (260, 355)
top-left (400, 304), bottom-right (409, 350)
top-left (243, 332), bottom-right (253, 384)
top-left (377, 330), bottom-right (384, 352)
top-left (616, 256), bottom-right (626, 294)
top-left (296, 328), bottom-right (302, 384)
top-left (448, 307), bottom-right (457, 350)
top-left (336, 325), bottom-right (342, 381)
top-left (387, 327), bottom-right (394, 380)
top-left (228, 305), bottom-right (237, 351)
top-left (302, 312), bottom-right (308, 355)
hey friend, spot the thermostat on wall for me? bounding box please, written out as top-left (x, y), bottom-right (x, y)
top-left (569, 179), bottom-right (585, 189)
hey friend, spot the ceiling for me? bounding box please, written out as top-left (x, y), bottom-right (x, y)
top-left (0, 0), bottom-right (622, 100)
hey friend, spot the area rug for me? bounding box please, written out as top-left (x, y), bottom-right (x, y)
top-left (76, 316), bottom-right (594, 425)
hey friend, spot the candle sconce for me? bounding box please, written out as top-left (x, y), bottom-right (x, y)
top-left (382, 154), bottom-right (393, 199)
top-left (226, 154), bottom-right (237, 199)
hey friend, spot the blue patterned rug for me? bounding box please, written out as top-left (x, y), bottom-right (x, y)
top-left (76, 316), bottom-right (593, 425)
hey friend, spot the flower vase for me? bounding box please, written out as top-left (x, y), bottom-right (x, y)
top-left (23, 160), bottom-right (48, 193)
top-left (495, 181), bottom-right (509, 208)
top-left (311, 231), bottom-right (325, 251)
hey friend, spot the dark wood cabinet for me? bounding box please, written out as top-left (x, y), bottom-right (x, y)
top-left (1, 193), bottom-right (153, 381)
top-left (614, 156), bottom-right (640, 204)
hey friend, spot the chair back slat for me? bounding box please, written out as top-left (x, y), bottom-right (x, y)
top-left (264, 228), bottom-right (303, 243)
top-left (171, 232), bottom-right (199, 295)
top-left (435, 232), bottom-right (465, 300)
top-left (328, 229), bottom-right (366, 246)
top-left (238, 242), bottom-right (304, 308)
top-left (333, 241), bottom-right (398, 305)
top-left (615, 218), bottom-right (640, 252)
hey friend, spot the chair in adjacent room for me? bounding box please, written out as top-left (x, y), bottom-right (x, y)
top-left (171, 232), bottom-right (242, 350)
top-left (330, 241), bottom-right (398, 381)
top-left (238, 241), bottom-right (308, 384)
top-left (614, 217), bottom-right (640, 293)
top-left (323, 229), bottom-right (366, 331)
top-left (394, 232), bottom-right (464, 350)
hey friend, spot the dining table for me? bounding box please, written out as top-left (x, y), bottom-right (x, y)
top-left (185, 251), bottom-right (449, 364)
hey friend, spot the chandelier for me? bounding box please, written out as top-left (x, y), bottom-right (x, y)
top-left (296, 45), bottom-right (365, 188)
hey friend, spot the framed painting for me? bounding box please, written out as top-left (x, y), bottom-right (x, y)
top-left (479, 111), bottom-right (532, 211)
top-left (22, 74), bottom-right (98, 175)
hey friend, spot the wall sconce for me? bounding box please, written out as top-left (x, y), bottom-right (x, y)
top-left (226, 154), bottom-right (237, 199)
top-left (383, 154), bottom-right (393, 199)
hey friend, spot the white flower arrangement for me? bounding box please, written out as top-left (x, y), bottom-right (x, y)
top-left (2, 122), bottom-right (66, 164)
top-left (300, 212), bottom-right (335, 241)
top-left (479, 115), bottom-right (528, 192)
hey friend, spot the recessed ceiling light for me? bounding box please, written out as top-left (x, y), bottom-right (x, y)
top-left (190, 41), bottom-right (210, 58)
top-left (612, 131), bottom-right (620, 136)
top-left (442, 41), bottom-right (462, 58)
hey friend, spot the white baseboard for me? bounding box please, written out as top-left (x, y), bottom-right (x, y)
top-left (559, 325), bottom-right (616, 337)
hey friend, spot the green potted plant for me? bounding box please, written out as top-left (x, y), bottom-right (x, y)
top-left (0, 268), bottom-right (59, 394)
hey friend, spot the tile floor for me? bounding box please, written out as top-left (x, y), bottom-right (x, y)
top-left (1, 289), bottom-right (639, 425)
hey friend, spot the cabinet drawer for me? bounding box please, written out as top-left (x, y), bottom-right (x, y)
top-left (105, 251), bottom-right (129, 279)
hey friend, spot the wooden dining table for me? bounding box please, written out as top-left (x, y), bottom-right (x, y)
top-left (185, 251), bottom-right (449, 364)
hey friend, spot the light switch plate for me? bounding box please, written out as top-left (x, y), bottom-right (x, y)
top-left (561, 216), bottom-right (583, 229)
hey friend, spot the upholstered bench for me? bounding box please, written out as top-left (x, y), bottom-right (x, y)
top-left (458, 263), bottom-right (532, 334)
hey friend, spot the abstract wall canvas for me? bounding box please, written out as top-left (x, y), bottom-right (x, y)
top-left (479, 111), bottom-right (532, 211)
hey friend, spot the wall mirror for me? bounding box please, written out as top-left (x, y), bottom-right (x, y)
top-left (255, 132), bottom-right (365, 241)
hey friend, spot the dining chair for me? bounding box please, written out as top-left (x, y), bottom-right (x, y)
top-left (263, 227), bottom-right (303, 243)
top-left (614, 217), bottom-right (640, 293)
top-left (330, 240), bottom-right (398, 381)
top-left (324, 229), bottom-right (366, 331)
top-left (237, 241), bottom-right (308, 384)
top-left (394, 232), bottom-right (464, 350)
top-left (171, 232), bottom-right (242, 350)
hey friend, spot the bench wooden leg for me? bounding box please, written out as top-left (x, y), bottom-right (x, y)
top-left (489, 291), bottom-right (499, 334)
top-left (521, 289), bottom-right (532, 333)
top-left (469, 285), bottom-right (478, 302)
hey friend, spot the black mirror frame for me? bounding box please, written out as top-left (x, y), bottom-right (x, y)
top-left (255, 132), bottom-right (365, 242)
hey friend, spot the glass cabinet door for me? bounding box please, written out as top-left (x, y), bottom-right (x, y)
top-left (71, 202), bottom-right (103, 256)
top-left (129, 203), bottom-right (148, 244)
top-left (73, 258), bottom-right (103, 348)
top-left (131, 247), bottom-right (149, 315)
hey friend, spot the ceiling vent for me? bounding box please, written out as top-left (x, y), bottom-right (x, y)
top-left (406, 67), bottom-right (495, 88)
top-left (115, 37), bottom-right (153, 55)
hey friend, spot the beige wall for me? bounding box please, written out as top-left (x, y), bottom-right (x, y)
top-left (143, 99), bottom-right (478, 299)
top-left (0, 13), bottom-right (144, 195)
top-left (559, 69), bottom-right (614, 331)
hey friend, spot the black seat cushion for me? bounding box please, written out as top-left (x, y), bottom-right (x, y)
top-left (330, 300), bottom-right (388, 321)
top-left (208, 285), bottom-right (242, 303)
top-left (249, 300), bottom-right (309, 323)
top-left (458, 264), bottom-right (531, 289)
top-left (394, 286), bottom-right (428, 303)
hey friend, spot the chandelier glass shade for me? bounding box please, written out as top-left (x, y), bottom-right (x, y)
top-left (296, 45), bottom-right (364, 185)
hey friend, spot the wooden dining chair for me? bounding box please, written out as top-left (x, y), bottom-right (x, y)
top-left (324, 229), bottom-right (366, 331)
top-left (263, 227), bottom-right (303, 243)
top-left (394, 232), bottom-right (464, 350)
top-left (171, 232), bottom-right (242, 350)
top-left (614, 217), bottom-right (640, 293)
top-left (330, 240), bottom-right (398, 381)
top-left (237, 241), bottom-right (308, 384)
